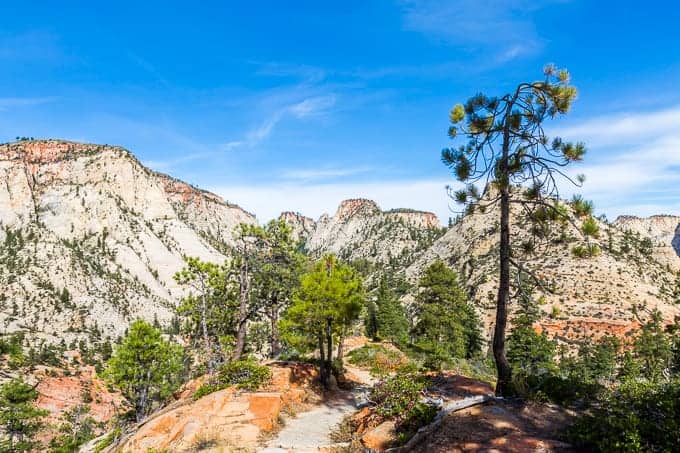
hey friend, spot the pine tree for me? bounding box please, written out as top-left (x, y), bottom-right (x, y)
top-left (175, 257), bottom-right (235, 374)
top-left (506, 287), bottom-right (556, 376)
top-left (255, 219), bottom-right (306, 358)
top-left (412, 260), bottom-right (482, 366)
top-left (48, 404), bottom-right (97, 453)
top-left (103, 320), bottom-right (184, 422)
top-left (281, 255), bottom-right (364, 387)
top-left (0, 378), bottom-right (48, 452)
top-left (372, 276), bottom-right (409, 346)
top-left (633, 310), bottom-right (672, 382)
top-left (364, 299), bottom-right (379, 340)
top-left (442, 65), bottom-right (585, 395)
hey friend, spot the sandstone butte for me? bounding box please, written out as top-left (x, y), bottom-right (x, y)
top-left (106, 362), bottom-right (318, 453)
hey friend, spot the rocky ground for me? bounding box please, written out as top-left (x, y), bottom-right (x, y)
top-left (410, 399), bottom-right (575, 453)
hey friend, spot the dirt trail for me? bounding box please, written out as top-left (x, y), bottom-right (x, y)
top-left (260, 344), bottom-right (375, 453)
top-left (259, 389), bottom-right (359, 452)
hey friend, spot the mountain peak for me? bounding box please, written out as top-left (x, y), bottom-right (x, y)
top-left (335, 198), bottom-right (381, 220)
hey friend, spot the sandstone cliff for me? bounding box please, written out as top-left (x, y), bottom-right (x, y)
top-left (0, 140), bottom-right (255, 343)
top-left (281, 198), bottom-right (444, 270)
top-left (614, 214), bottom-right (680, 271)
top-left (407, 204), bottom-right (680, 343)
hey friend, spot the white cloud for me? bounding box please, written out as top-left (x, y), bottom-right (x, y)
top-left (556, 106), bottom-right (680, 219)
top-left (220, 95), bottom-right (337, 152)
top-left (556, 106), bottom-right (680, 148)
top-left (0, 96), bottom-right (57, 110)
top-left (398, 0), bottom-right (559, 61)
top-left (288, 95), bottom-right (337, 118)
top-left (211, 179), bottom-right (457, 224)
top-left (280, 166), bottom-right (372, 181)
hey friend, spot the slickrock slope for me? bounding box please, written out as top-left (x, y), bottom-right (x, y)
top-left (110, 362), bottom-right (319, 453)
top-left (281, 199), bottom-right (444, 270)
top-left (614, 215), bottom-right (680, 271)
top-left (407, 204), bottom-right (680, 343)
top-left (0, 140), bottom-right (255, 343)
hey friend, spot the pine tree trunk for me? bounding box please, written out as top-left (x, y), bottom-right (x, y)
top-left (493, 186), bottom-right (513, 396)
top-left (232, 258), bottom-right (250, 361)
top-left (493, 99), bottom-right (516, 397)
top-left (336, 331), bottom-right (345, 362)
top-left (269, 299), bottom-right (280, 358)
top-left (318, 330), bottom-right (327, 387)
top-left (199, 277), bottom-right (212, 375)
top-left (325, 316), bottom-right (333, 383)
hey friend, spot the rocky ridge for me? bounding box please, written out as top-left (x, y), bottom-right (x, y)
top-left (614, 214), bottom-right (680, 270)
top-left (407, 205), bottom-right (680, 342)
top-left (281, 198), bottom-right (445, 271)
top-left (0, 140), bottom-right (256, 343)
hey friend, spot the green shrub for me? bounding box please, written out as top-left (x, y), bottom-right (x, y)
top-left (194, 359), bottom-right (272, 399)
top-left (193, 383), bottom-right (223, 400)
top-left (94, 427), bottom-right (121, 453)
top-left (348, 344), bottom-right (408, 376)
top-left (370, 373), bottom-right (438, 443)
top-left (569, 381), bottom-right (680, 452)
top-left (219, 358), bottom-right (272, 390)
top-left (513, 372), bottom-right (602, 405)
top-left (581, 217), bottom-right (600, 238)
top-left (571, 195), bottom-right (594, 218)
top-left (572, 243), bottom-right (601, 258)
top-left (397, 402), bottom-right (438, 443)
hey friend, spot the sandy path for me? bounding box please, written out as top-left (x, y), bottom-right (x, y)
top-left (260, 390), bottom-right (359, 452)
top-left (261, 363), bottom-right (374, 453)
top-left (260, 340), bottom-right (376, 452)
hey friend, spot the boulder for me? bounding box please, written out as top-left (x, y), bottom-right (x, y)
top-left (361, 420), bottom-right (397, 451)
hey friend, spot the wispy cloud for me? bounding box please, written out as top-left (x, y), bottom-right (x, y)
top-left (399, 0), bottom-right (562, 62)
top-left (211, 179), bottom-right (451, 223)
top-left (280, 166), bottom-right (372, 182)
top-left (555, 105), bottom-right (680, 218)
top-left (0, 96), bottom-right (58, 111)
top-left (556, 106), bottom-right (680, 148)
top-left (220, 94), bottom-right (338, 151)
top-left (289, 95), bottom-right (337, 118)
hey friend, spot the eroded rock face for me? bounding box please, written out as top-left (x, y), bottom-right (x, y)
top-left (408, 203), bottom-right (680, 343)
top-left (117, 362), bottom-right (318, 453)
top-left (0, 140), bottom-right (256, 342)
top-left (35, 365), bottom-right (125, 424)
top-left (279, 211), bottom-right (316, 241)
top-left (280, 198), bottom-right (444, 268)
top-left (615, 214), bottom-right (680, 270)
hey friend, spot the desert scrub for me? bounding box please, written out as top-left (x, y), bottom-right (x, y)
top-left (370, 372), bottom-right (437, 442)
top-left (194, 359), bottom-right (272, 399)
top-left (347, 344), bottom-right (409, 376)
top-left (94, 427), bottom-right (121, 453)
top-left (569, 381), bottom-right (680, 452)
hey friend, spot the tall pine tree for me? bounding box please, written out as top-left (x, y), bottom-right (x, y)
top-left (442, 65), bottom-right (585, 395)
top-left (412, 260), bottom-right (482, 366)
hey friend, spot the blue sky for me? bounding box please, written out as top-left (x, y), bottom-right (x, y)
top-left (2, 1), bottom-right (680, 223)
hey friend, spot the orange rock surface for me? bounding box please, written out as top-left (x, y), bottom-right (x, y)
top-left (117, 362), bottom-right (318, 452)
top-left (35, 365), bottom-right (125, 424)
top-left (361, 420), bottom-right (397, 451)
top-left (535, 317), bottom-right (641, 343)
